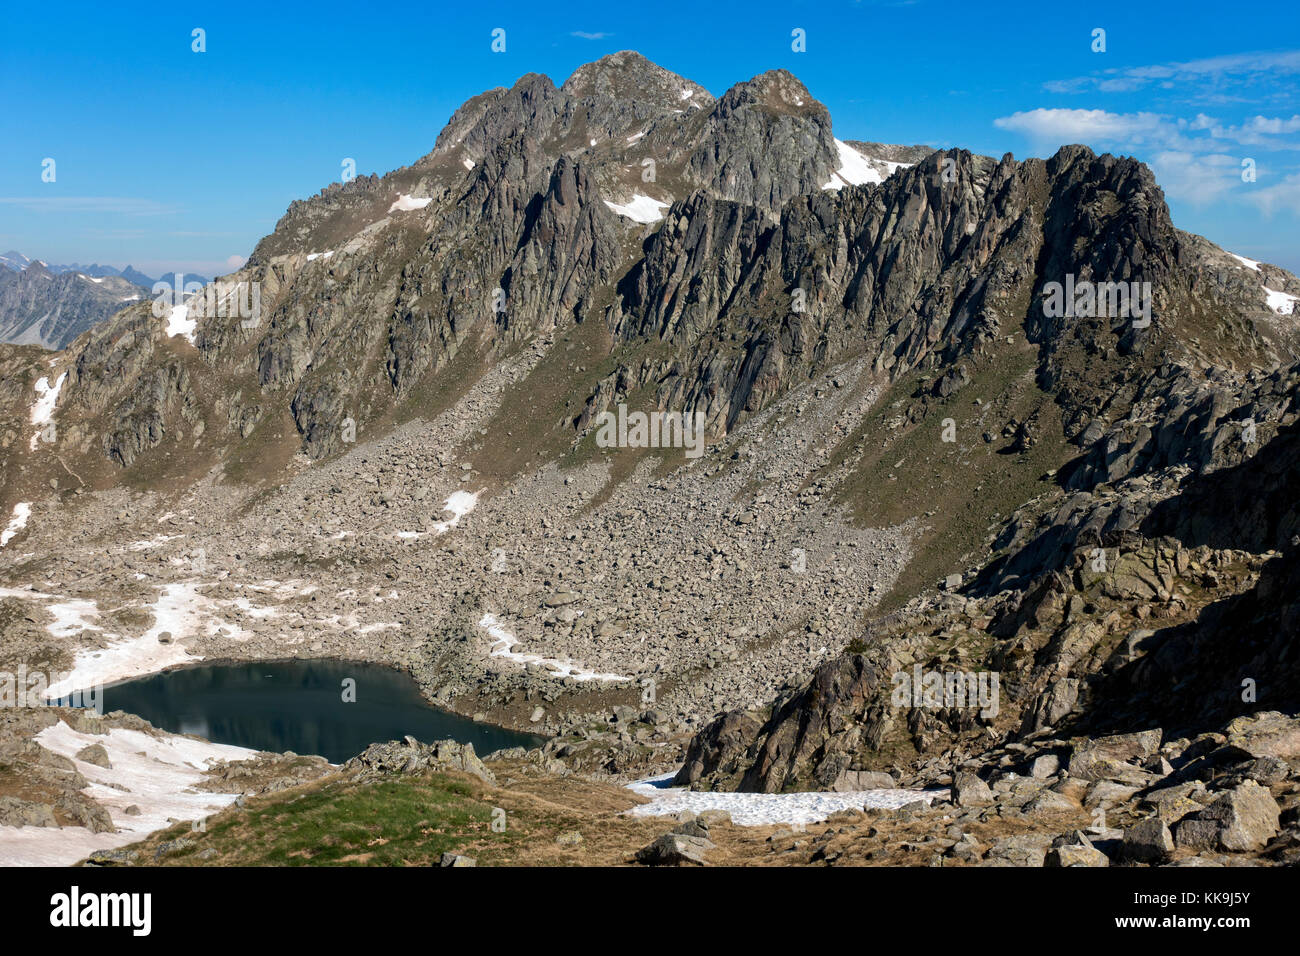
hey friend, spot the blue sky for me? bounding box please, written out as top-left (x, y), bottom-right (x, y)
top-left (2, 0), bottom-right (1297, 277)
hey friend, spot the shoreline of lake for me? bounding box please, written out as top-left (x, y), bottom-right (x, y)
top-left (77, 657), bottom-right (545, 764)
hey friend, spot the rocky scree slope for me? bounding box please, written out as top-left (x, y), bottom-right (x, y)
top-left (676, 341), bottom-right (1300, 863)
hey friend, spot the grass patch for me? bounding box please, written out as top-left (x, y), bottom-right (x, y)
top-left (153, 774), bottom-right (517, 867)
top-left (829, 337), bottom-right (1075, 613)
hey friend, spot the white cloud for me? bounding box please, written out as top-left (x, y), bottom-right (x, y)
top-left (992, 110), bottom-right (1289, 206)
top-left (1183, 114), bottom-right (1300, 149)
top-left (993, 109), bottom-right (1192, 149)
top-left (571, 31), bottom-right (611, 40)
top-left (225, 254), bottom-right (247, 270)
top-left (1246, 172), bottom-right (1300, 216)
top-left (1243, 114), bottom-right (1300, 135)
top-left (1122, 49), bottom-right (1300, 84)
top-left (994, 108), bottom-right (1300, 154)
top-left (1048, 49), bottom-right (1300, 96)
top-left (1145, 151), bottom-right (1242, 205)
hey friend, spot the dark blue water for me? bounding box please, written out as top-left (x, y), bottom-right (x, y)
top-left (95, 659), bottom-right (544, 763)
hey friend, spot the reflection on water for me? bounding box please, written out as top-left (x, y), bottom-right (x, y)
top-left (93, 659), bottom-right (544, 763)
top-left (179, 717), bottom-right (210, 739)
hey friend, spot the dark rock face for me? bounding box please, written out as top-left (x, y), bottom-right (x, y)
top-left (685, 70), bottom-right (839, 213)
top-left (673, 706), bottom-right (765, 790)
top-left (1066, 364), bottom-right (1299, 493)
top-left (676, 653), bottom-right (894, 793)
top-left (560, 50), bottom-right (715, 132)
top-left (103, 363), bottom-right (199, 467)
top-left (972, 362), bottom-right (1300, 596)
top-left (586, 144), bottom-right (1261, 452)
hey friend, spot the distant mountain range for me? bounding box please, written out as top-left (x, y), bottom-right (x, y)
top-left (0, 251), bottom-right (210, 349)
top-left (0, 251), bottom-right (209, 290)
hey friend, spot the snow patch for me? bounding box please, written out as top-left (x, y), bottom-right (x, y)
top-left (822, 139), bottom-right (888, 191)
top-left (31, 373), bottom-right (65, 424)
top-left (462, 158), bottom-right (475, 170)
top-left (388, 194), bottom-right (432, 213)
top-left (123, 534), bottom-right (184, 552)
top-left (166, 304), bottom-right (196, 343)
top-left (1264, 287), bottom-right (1298, 315)
top-left (0, 720), bottom-right (256, 866)
top-left (432, 489), bottom-right (480, 534)
top-left (42, 582), bottom-right (254, 700)
top-left (306, 250), bottom-right (334, 262)
top-left (480, 613), bottom-right (630, 683)
top-left (29, 372), bottom-right (66, 448)
top-left (44, 598), bottom-right (104, 639)
top-left (1231, 253), bottom-right (1261, 272)
top-left (1, 502), bottom-right (31, 547)
top-left (0, 586), bottom-right (52, 600)
top-left (626, 772), bottom-right (947, 826)
top-left (604, 194), bottom-right (669, 223)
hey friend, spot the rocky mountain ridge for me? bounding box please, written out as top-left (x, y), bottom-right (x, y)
top-left (0, 252), bottom-right (208, 289)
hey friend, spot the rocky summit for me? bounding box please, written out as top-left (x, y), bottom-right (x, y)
top-left (2, 47), bottom-right (1299, 876)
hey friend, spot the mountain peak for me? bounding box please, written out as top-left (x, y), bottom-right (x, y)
top-left (509, 71), bottom-right (559, 97)
top-left (562, 50), bottom-right (712, 108)
top-left (716, 69), bottom-right (821, 116)
top-left (0, 250), bottom-right (32, 272)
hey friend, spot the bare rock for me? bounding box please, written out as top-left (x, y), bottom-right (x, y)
top-left (1121, 817), bottom-right (1175, 863)
top-left (635, 832), bottom-right (715, 866)
top-left (74, 743), bottom-right (112, 769)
